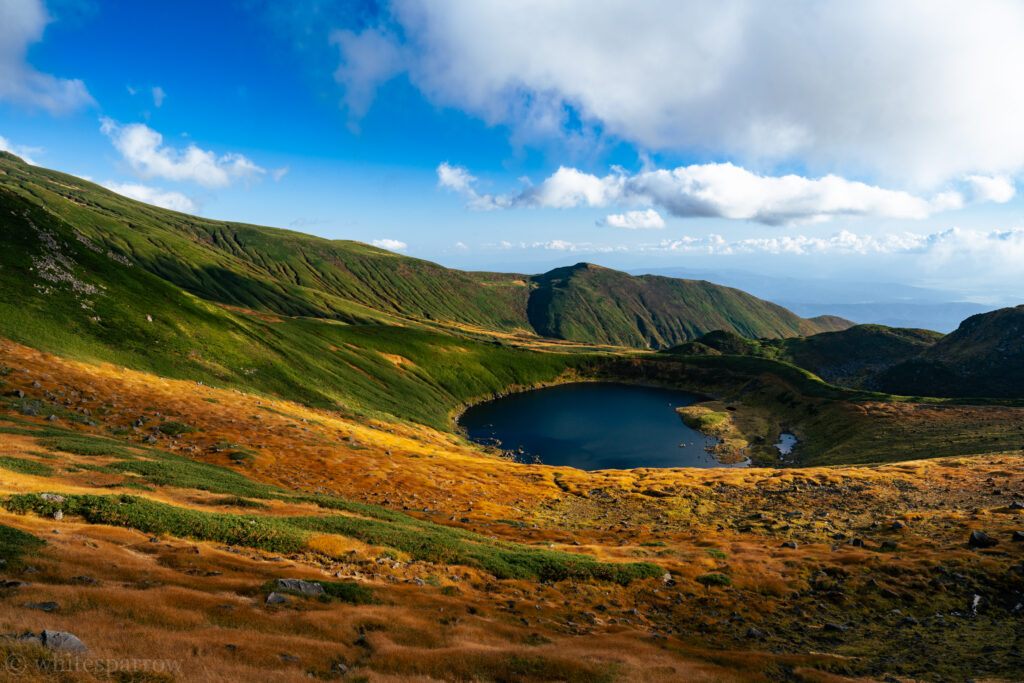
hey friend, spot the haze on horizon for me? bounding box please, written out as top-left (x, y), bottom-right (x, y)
top-left (3, 0), bottom-right (1023, 325)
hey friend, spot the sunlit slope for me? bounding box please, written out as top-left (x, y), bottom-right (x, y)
top-left (527, 263), bottom-right (850, 349)
top-left (0, 152), bottom-right (848, 350)
top-left (0, 184), bottom-right (584, 428)
top-left (0, 152), bottom-right (532, 331)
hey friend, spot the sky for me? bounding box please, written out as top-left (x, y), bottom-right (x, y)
top-left (3, 0), bottom-right (1024, 307)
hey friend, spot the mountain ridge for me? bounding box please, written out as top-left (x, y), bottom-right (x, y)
top-left (0, 151), bottom-right (850, 351)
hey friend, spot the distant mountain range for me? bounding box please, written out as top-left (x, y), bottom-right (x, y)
top-left (640, 267), bottom-right (999, 332)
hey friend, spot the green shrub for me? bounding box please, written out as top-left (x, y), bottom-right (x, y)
top-left (0, 456), bottom-right (54, 477)
top-left (158, 421), bottom-right (197, 437)
top-left (696, 572), bottom-right (731, 588)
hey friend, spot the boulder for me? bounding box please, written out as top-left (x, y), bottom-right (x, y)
top-left (41, 630), bottom-right (88, 653)
top-left (265, 592), bottom-right (290, 605)
top-left (276, 578), bottom-right (325, 595)
top-left (22, 602), bottom-right (59, 612)
top-left (780, 541), bottom-right (798, 549)
top-left (1012, 531), bottom-right (1024, 543)
top-left (968, 530), bottom-right (999, 548)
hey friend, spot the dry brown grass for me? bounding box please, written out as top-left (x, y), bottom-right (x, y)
top-left (1, 337), bottom-right (1022, 680)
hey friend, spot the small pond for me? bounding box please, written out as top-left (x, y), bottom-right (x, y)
top-left (459, 382), bottom-right (747, 471)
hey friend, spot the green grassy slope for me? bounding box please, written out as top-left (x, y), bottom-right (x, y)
top-left (0, 184), bottom-right (582, 429)
top-left (0, 152), bottom-right (847, 349)
top-left (0, 152), bottom-right (532, 332)
top-left (877, 305), bottom-right (1024, 398)
top-left (667, 326), bottom-right (943, 389)
top-left (526, 263), bottom-right (848, 349)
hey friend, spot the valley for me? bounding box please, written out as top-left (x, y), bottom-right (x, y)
top-left (0, 154), bottom-right (1023, 681)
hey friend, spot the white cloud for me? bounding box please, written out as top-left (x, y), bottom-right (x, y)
top-left (272, 166), bottom-right (289, 182)
top-left (371, 238), bottom-right (407, 251)
top-left (0, 134), bottom-right (40, 165)
top-left (100, 118), bottom-right (267, 188)
top-left (102, 181), bottom-right (197, 213)
top-left (152, 86), bottom-right (166, 107)
top-left (965, 175), bottom-right (1015, 204)
top-left (437, 162), bottom-right (477, 193)
top-left (440, 162), bottom-right (979, 226)
top-left (0, 0), bottom-right (93, 113)
top-left (599, 209), bottom-right (665, 229)
top-left (340, 1), bottom-right (1024, 186)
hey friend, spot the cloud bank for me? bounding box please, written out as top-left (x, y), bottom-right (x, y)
top-left (0, 0), bottom-right (93, 113)
top-left (102, 181), bottom-right (197, 213)
top-left (439, 162), bottom-right (996, 226)
top-left (337, 1), bottom-right (1024, 186)
top-left (100, 119), bottom-right (267, 188)
top-left (372, 238), bottom-right (407, 251)
top-left (599, 209), bottom-right (665, 229)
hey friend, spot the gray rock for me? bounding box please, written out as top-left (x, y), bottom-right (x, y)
top-left (39, 493), bottom-right (65, 503)
top-left (22, 601), bottom-right (59, 612)
top-left (780, 541), bottom-right (798, 549)
top-left (1008, 500), bottom-right (1024, 510)
top-left (968, 530), bottom-right (999, 548)
top-left (892, 520), bottom-right (906, 530)
top-left (41, 630), bottom-right (88, 653)
top-left (1013, 531), bottom-right (1024, 542)
top-left (275, 578), bottom-right (324, 595)
top-left (745, 627), bottom-right (766, 639)
top-left (265, 592), bottom-right (290, 605)
top-left (823, 622), bottom-right (847, 632)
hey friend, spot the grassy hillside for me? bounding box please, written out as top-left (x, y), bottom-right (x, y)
top-left (0, 182), bottom-right (587, 428)
top-left (527, 263), bottom-right (849, 349)
top-left (670, 326), bottom-right (944, 389)
top-left (2, 345), bottom-right (1021, 681)
top-left (0, 152), bottom-right (847, 352)
top-left (878, 305), bottom-right (1024, 397)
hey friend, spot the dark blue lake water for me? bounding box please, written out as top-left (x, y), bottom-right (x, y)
top-left (459, 382), bottom-right (745, 470)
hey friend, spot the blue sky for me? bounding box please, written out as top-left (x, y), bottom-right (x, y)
top-left (3, 0), bottom-right (1024, 307)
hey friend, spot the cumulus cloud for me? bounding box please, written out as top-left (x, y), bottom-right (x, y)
top-left (0, 134), bottom-right (40, 165)
top-left (330, 26), bottom-right (406, 129)
top-left (599, 209), bottom-right (665, 229)
top-left (336, 1), bottom-right (1024, 186)
top-left (965, 175), bottom-right (1015, 204)
top-left (0, 0), bottom-right (93, 113)
top-left (100, 118), bottom-right (267, 188)
top-left (440, 162), bottom-right (979, 226)
top-left (102, 181), bottom-right (197, 213)
top-left (371, 238), bottom-right (407, 251)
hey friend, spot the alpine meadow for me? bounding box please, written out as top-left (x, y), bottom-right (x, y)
top-left (1, 3), bottom-right (1023, 682)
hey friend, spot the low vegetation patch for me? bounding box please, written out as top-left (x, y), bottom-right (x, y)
top-left (0, 455), bottom-right (54, 477)
top-left (158, 421), bottom-right (197, 437)
top-left (0, 522), bottom-right (44, 569)
top-left (3, 491), bottom-right (660, 584)
top-left (3, 493), bottom-right (307, 553)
